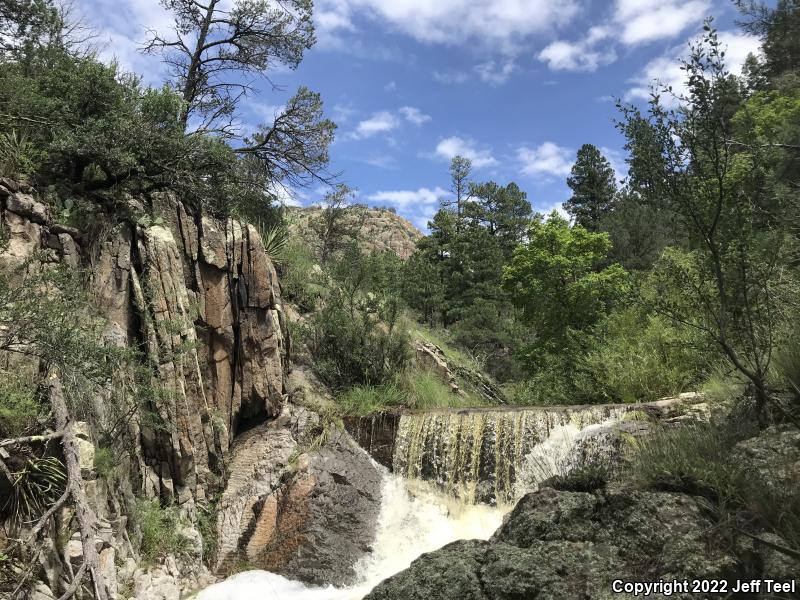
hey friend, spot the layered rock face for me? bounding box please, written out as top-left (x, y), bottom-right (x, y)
top-left (1, 180), bottom-right (389, 596)
top-left (214, 403), bottom-right (383, 586)
top-left (1, 181), bottom-right (289, 503)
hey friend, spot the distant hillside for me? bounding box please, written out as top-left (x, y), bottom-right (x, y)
top-left (287, 206), bottom-right (422, 259)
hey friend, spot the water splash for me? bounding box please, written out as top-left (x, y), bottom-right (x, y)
top-left (197, 470), bottom-right (507, 600)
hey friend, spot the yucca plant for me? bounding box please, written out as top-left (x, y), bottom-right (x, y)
top-left (4, 456), bottom-right (67, 520)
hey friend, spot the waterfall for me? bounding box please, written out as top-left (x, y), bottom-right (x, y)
top-left (199, 405), bottom-right (628, 599)
top-left (392, 406), bottom-right (627, 505)
top-left (197, 470), bottom-right (507, 600)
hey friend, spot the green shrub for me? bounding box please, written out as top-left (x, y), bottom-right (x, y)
top-left (403, 369), bottom-right (483, 410)
top-left (542, 463), bottom-right (610, 493)
top-left (627, 420), bottom-right (800, 555)
top-left (134, 498), bottom-right (190, 564)
top-left (195, 497), bottom-right (219, 565)
top-left (338, 383), bottom-right (407, 416)
top-left (93, 446), bottom-right (120, 480)
top-left (0, 130), bottom-right (45, 176)
top-left (279, 238), bottom-right (325, 312)
top-left (504, 350), bottom-right (588, 406)
top-left (302, 290), bottom-right (409, 391)
top-left (0, 374), bottom-right (41, 438)
top-left (581, 308), bottom-right (708, 403)
top-left (701, 370), bottom-right (746, 404)
top-left (627, 423), bottom-right (747, 503)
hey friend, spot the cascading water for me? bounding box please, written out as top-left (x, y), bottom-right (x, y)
top-left (393, 405), bottom-right (627, 504)
top-left (199, 405), bottom-right (626, 599)
top-left (197, 470), bottom-right (507, 600)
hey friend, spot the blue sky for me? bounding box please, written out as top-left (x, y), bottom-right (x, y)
top-left (82, 0), bottom-right (761, 231)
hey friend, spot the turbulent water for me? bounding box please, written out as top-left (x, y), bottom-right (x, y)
top-left (199, 408), bottom-right (623, 599)
top-left (393, 406), bottom-right (627, 504)
top-left (197, 471), bottom-right (507, 600)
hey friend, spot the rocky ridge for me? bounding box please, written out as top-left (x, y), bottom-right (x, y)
top-left (287, 205), bottom-right (422, 260)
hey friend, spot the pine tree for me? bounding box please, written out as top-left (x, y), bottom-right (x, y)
top-left (564, 144), bottom-right (617, 231)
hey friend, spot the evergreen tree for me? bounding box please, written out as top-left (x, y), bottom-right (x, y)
top-left (564, 144), bottom-right (617, 231)
top-left (468, 181), bottom-right (532, 259)
top-left (440, 156), bottom-right (472, 226)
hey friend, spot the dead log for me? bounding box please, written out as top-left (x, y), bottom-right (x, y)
top-left (48, 372), bottom-right (110, 600)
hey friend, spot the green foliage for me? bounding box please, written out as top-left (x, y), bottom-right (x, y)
top-left (279, 238), bottom-right (325, 312)
top-left (337, 369), bottom-right (486, 415)
top-left (564, 143), bottom-right (618, 231)
top-left (403, 369), bottom-right (483, 410)
top-left (618, 26), bottom-right (795, 411)
top-left (93, 446), bottom-right (120, 480)
top-left (628, 422), bottom-right (750, 503)
top-left (543, 463), bottom-right (611, 493)
top-left (144, 0), bottom-right (315, 128)
top-left (627, 418), bottom-right (800, 553)
top-left (701, 370), bottom-right (747, 404)
top-left (134, 498), bottom-right (190, 565)
top-left (311, 184), bottom-right (362, 263)
top-left (504, 211), bottom-right (629, 365)
top-left (302, 248), bottom-right (410, 390)
top-left (0, 129), bottom-right (45, 176)
top-left (338, 383), bottom-right (407, 416)
top-left (600, 190), bottom-right (672, 271)
top-left (4, 455), bottom-right (67, 519)
top-left (251, 220), bottom-right (290, 265)
top-left (0, 374), bottom-right (41, 437)
top-left (581, 307), bottom-right (708, 403)
top-left (195, 497), bottom-right (220, 565)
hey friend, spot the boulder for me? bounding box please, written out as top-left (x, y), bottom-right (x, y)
top-left (365, 486), bottom-right (754, 600)
top-left (214, 403), bottom-right (383, 586)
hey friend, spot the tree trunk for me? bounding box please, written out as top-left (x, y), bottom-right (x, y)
top-left (49, 372), bottom-right (110, 600)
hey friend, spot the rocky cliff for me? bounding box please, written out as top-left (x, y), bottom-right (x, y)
top-left (0, 179), bottom-right (381, 598)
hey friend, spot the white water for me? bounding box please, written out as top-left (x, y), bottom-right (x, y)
top-left (197, 471), bottom-right (507, 600)
top-left (199, 413), bottom-right (622, 600)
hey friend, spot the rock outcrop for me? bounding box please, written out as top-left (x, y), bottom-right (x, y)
top-left (214, 403), bottom-right (383, 586)
top-left (366, 485), bottom-right (797, 600)
top-left (1, 181), bottom-right (290, 504)
top-left (366, 424), bottom-right (800, 600)
top-left (287, 206), bottom-right (422, 260)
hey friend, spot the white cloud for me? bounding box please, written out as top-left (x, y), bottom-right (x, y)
top-left (537, 1), bottom-right (710, 73)
top-left (627, 30), bottom-right (762, 103)
top-left (368, 186), bottom-right (447, 209)
top-left (399, 106), bottom-right (432, 125)
top-left (518, 142), bottom-right (573, 178)
top-left (537, 200), bottom-right (570, 219)
top-left (368, 186), bottom-right (449, 230)
top-left (352, 111), bottom-right (401, 138)
top-left (331, 103), bottom-right (357, 124)
top-left (316, 0), bottom-right (580, 50)
top-left (433, 70), bottom-right (469, 84)
top-left (538, 26), bottom-right (615, 72)
top-left (614, 0), bottom-right (711, 46)
top-left (475, 60), bottom-right (516, 85)
top-left (385, 80), bottom-right (397, 91)
top-left (433, 136), bottom-right (498, 168)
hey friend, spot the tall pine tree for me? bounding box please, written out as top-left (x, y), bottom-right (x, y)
top-left (564, 144), bottom-right (617, 231)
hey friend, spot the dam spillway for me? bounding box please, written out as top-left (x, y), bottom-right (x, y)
top-left (346, 396), bottom-right (701, 505)
top-left (392, 405), bottom-right (628, 504)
